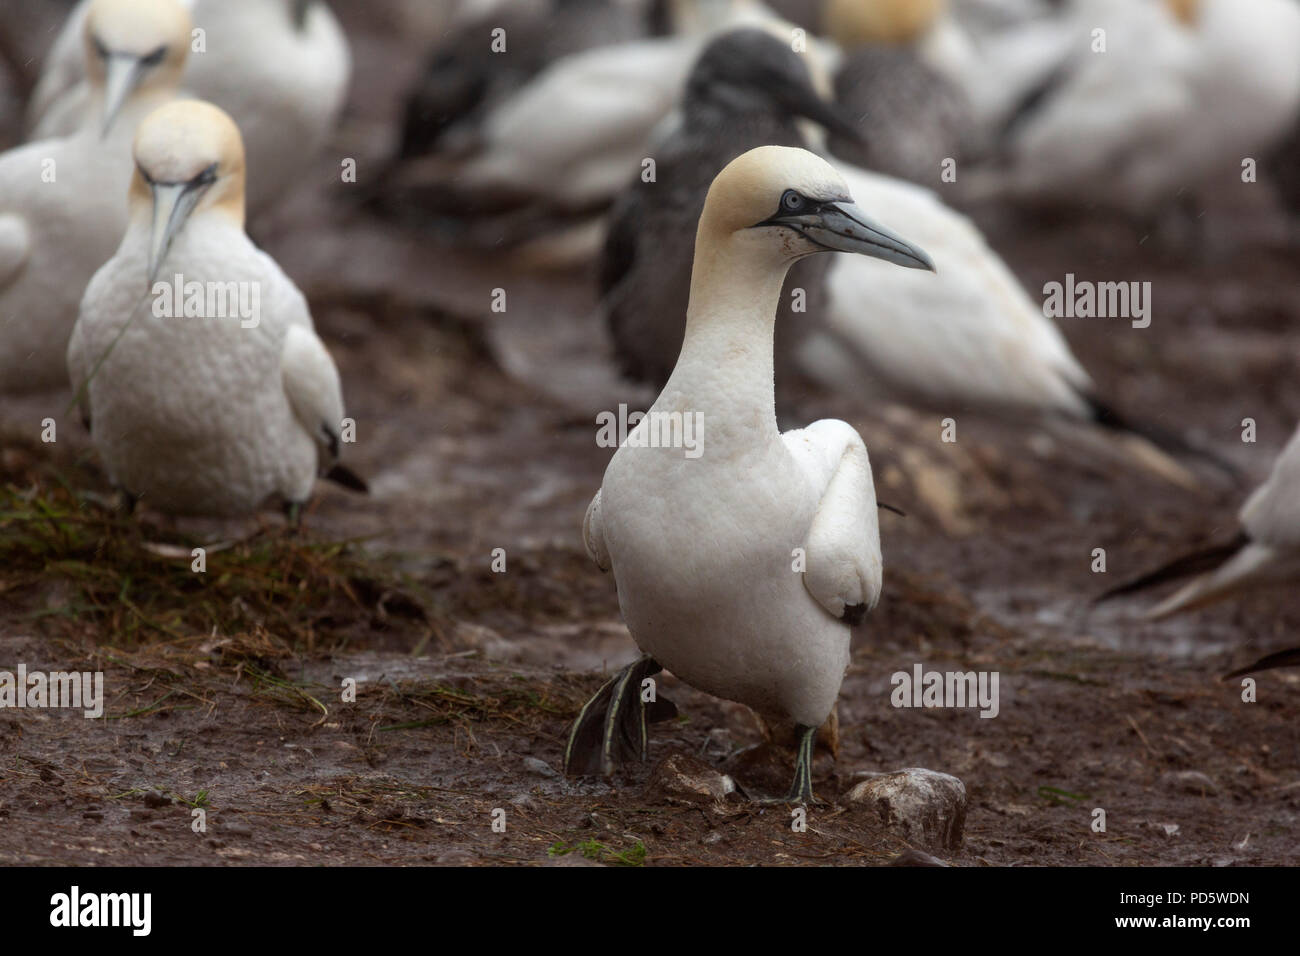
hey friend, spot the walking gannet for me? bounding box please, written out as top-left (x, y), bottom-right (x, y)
top-left (967, 0), bottom-right (1300, 217)
top-left (1099, 423), bottom-right (1300, 619)
top-left (0, 0), bottom-right (190, 394)
top-left (29, 0), bottom-right (350, 213)
top-left (603, 28), bottom-right (861, 391)
top-left (67, 101), bottom-right (365, 518)
top-left (566, 146), bottom-right (934, 802)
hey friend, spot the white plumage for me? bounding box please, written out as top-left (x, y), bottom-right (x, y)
top-left (30, 0), bottom-right (351, 213)
top-left (67, 100), bottom-right (352, 517)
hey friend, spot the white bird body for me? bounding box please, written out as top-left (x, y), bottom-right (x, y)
top-left (583, 147), bottom-right (913, 743)
top-left (800, 163), bottom-right (1093, 418)
top-left (977, 0), bottom-right (1300, 214)
top-left (68, 100), bottom-right (349, 517)
top-left (30, 0), bottom-right (351, 213)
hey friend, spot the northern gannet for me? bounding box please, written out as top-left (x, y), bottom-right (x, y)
top-left (566, 145), bottom-right (935, 802)
top-left (1099, 423), bottom-right (1300, 619)
top-left (968, 0), bottom-right (1300, 217)
top-left (0, 0), bottom-right (190, 394)
top-left (29, 0), bottom-right (350, 213)
top-left (602, 28), bottom-right (860, 391)
top-left (67, 101), bottom-right (364, 518)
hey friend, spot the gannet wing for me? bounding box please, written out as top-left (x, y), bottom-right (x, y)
top-left (783, 419), bottom-right (883, 623)
top-left (280, 323), bottom-right (346, 467)
top-left (65, 289), bottom-right (94, 429)
top-left (583, 490), bottom-right (611, 572)
top-left (25, 0), bottom-right (90, 135)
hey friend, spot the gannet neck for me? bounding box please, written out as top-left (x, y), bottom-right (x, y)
top-left (671, 233), bottom-right (791, 437)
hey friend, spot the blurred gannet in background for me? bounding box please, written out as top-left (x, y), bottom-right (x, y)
top-left (398, 0), bottom-right (654, 162)
top-left (966, 0), bottom-right (1300, 217)
top-left (0, 0), bottom-right (189, 394)
top-left (29, 0), bottom-right (350, 213)
top-left (1100, 423), bottom-right (1300, 620)
top-left (67, 101), bottom-right (365, 518)
top-left (378, 0), bottom-right (833, 245)
top-left (603, 29), bottom-right (861, 390)
top-left (567, 146), bottom-right (934, 801)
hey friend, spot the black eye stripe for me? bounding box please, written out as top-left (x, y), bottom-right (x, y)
top-left (140, 45), bottom-right (167, 67)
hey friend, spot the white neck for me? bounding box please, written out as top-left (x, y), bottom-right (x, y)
top-left (661, 234), bottom-right (792, 447)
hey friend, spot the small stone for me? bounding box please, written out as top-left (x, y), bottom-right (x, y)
top-left (847, 768), bottom-right (967, 850)
top-left (1152, 822), bottom-right (1180, 837)
top-left (1161, 771), bottom-right (1217, 796)
top-left (644, 753), bottom-right (736, 804)
top-left (222, 821), bottom-right (253, 837)
top-left (522, 756), bottom-right (560, 778)
top-left (510, 793), bottom-right (541, 811)
top-left (889, 848), bottom-right (950, 867)
top-left (143, 790), bottom-right (172, 808)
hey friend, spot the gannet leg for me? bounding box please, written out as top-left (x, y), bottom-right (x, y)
top-left (563, 655), bottom-right (677, 777)
top-left (785, 724), bottom-right (817, 804)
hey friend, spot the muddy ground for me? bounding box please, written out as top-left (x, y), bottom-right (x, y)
top-left (1, 2), bottom-right (1298, 866)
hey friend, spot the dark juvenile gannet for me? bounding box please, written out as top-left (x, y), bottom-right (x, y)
top-left (602, 28), bottom-right (861, 392)
top-left (567, 145), bottom-right (934, 802)
top-left (1100, 423), bottom-right (1300, 620)
top-left (30, 0), bottom-right (351, 213)
top-left (67, 101), bottom-right (364, 518)
top-left (0, 0), bottom-right (189, 394)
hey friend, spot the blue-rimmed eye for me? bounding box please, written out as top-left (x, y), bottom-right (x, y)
top-left (140, 45), bottom-right (167, 68)
top-left (781, 190), bottom-right (805, 213)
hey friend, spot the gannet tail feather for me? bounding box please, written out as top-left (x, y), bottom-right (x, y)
top-left (1085, 393), bottom-right (1242, 483)
top-left (563, 656), bottom-right (676, 777)
top-left (324, 463), bottom-right (369, 494)
top-left (1096, 531), bottom-right (1250, 604)
top-left (1222, 647), bottom-right (1300, 680)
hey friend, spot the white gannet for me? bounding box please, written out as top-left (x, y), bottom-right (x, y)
top-left (603, 28), bottom-right (861, 391)
top-left (1099, 423), bottom-right (1300, 619)
top-left (0, 0), bottom-right (190, 394)
top-left (566, 145), bottom-right (935, 802)
top-left (29, 0), bottom-right (350, 213)
top-left (967, 0), bottom-right (1300, 217)
top-left (67, 100), bottom-right (364, 518)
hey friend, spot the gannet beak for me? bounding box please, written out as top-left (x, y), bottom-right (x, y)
top-left (102, 56), bottom-right (146, 138)
top-left (147, 182), bottom-right (207, 286)
top-left (794, 201), bottom-right (936, 271)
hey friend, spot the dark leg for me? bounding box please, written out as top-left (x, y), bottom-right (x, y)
top-left (283, 500), bottom-right (304, 531)
top-left (116, 488), bottom-right (138, 516)
top-left (785, 724), bottom-right (817, 804)
top-left (564, 656), bottom-right (677, 777)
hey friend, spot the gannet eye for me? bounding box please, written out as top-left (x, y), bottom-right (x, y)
top-left (140, 45), bottom-right (168, 68)
top-left (781, 190), bottom-right (806, 213)
top-left (92, 36), bottom-right (110, 60)
top-left (192, 163), bottom-right (219, 187)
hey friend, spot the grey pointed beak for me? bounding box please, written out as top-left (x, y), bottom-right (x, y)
top-left (789, 201), bottom-right (936, 271)
top-left (147, 182), bottom-right (207, 286)
top-left (102, 55), bottom-right (146, 137)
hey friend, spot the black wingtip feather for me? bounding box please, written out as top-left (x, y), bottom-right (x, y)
top-left (1221, 647), bottom-right (1300, 680)
top-left (324, 464), bottom-right (369, 494)
top-left (1094, 531), bottom-right (1250, 604)
top-left (842, 603), bottom-right (868, 627)
top-left (1085, 393), bottom-right (1242, 482)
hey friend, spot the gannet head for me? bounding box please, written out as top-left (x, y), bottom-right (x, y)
top-left (130, 100), bottom-right (247, 285)
top-left (85, 0), bottom-right (192, 137)
top-left (685, 29), bottom-right (859, 141)
top-left (1164, 0), bottom-right (1200, 27)
top-left (824, 0), bottom-right (944, 46)
top-left (699, 145), bottom-right (935, 271)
